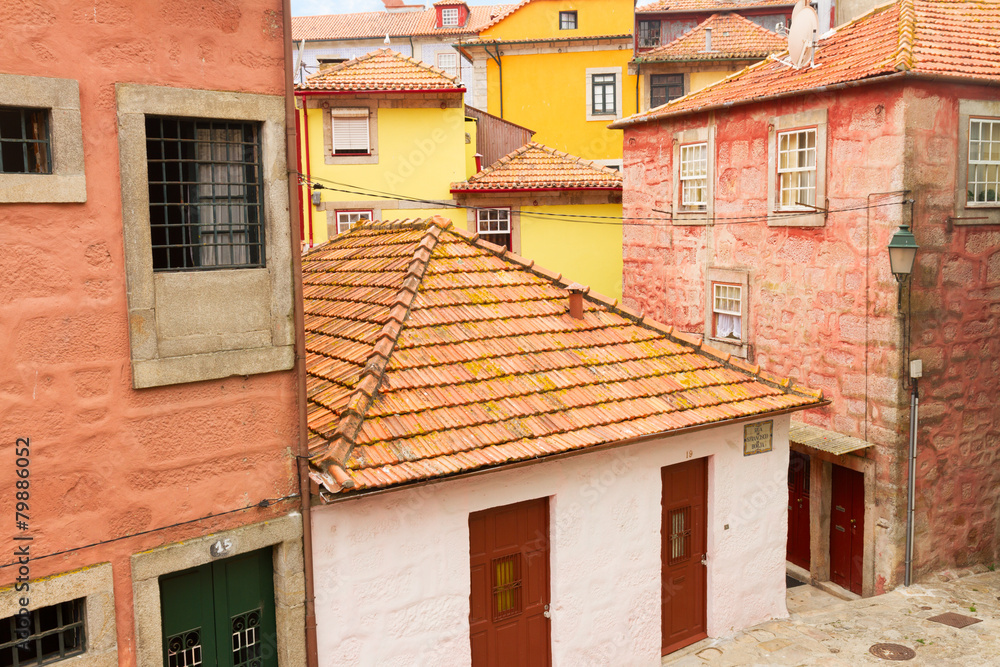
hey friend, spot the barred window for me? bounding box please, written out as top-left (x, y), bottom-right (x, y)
top-left (680, 142), bottom-right (708, 210)
top-left (0, 599), bottom-right (86, 666)
top-left (777, 128), bottom-right (816, 209)
top-left (968, 118), bottom-right (1000, 204)
top-left (477, 208), bottom-right (511, 250)
top-left (0, 107), bottom-right (51, 175)
top-left (146, 117), bottom-right (265, 272)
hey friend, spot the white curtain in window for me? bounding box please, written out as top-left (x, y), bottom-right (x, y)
top-left (716, 313), bottom-right (741, 339)
top-left (196, 127), bottom-right (248, 267)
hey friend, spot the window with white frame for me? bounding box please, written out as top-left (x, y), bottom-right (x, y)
top-left (336, 210), bottom-right (372, 234)
top-left (477, 208), bottom-right (511, 249)
top-left (436, 52), bottom-right (459, 79)
top-left (777, 128), bottom-right (816, 209)
top-left (968, 118), bottom-right (1000, 204)
top-left (441, 7), bottom-right (459, 26)
top-left (591, 74), bottom-right (617, 116)
top-left (712, 283), bottom-right (742, 341)
top-left (330, 108), bottom-right (369, 155)
top-left (680, 142), bottom-right (708, 211)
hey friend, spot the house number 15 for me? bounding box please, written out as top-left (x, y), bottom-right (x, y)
top-left (210, 538), bottom-right (234, 558)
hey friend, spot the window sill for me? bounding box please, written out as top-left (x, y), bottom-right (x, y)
top-left (767, 209), bottom-right (825, 227)
top-left (324, 152), bottom-right (378, 165)
top-left (587, 113), bottom-right (619, 122)
top-left (707, 336), bottom-right (748, 359)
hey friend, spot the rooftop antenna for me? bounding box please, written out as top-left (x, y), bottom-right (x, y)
top-left (786, 0), bottom-right (819, 68)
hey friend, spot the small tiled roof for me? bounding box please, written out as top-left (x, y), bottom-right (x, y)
top-left (304, 217), bottom-right (824, 495)
top-left (451, 142), bottom-right (623, 192)
top-left (292, 3), bottom-right (512, 41)
top-left (296, 49), bottom-right (464, 92)
top-left (614, 0), bottom-right (1000, 126)
top-left (638, 13), bottom-right (785, 62)
top-left (637, 0), bottom-right (794, 13)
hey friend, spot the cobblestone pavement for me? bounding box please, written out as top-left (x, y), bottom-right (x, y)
top-left (664, 569), bottom-right (1000, 666)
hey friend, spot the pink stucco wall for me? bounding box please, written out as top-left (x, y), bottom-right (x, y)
top-left (0, 1), bottom-right (298, 663)
top-left (622, 79), bottom-right (1000, 585)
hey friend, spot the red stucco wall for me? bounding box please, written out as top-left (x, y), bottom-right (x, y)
top-left (622, 79), bottom-right (1000, 584)
top-left (0, 1), bottom-right (297, 663)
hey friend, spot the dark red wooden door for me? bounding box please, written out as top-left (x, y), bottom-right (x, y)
top-left (786, 451), bottom-right (811, 570)
top-left (470, 497), bottom-right (551, 667)
top-left (661, 458), bottom-right (707, 656)
top-left (830, 464), bottom-right (864, 595)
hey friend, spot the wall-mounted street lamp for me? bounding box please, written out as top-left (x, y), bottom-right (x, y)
top-left (888, 223), bottom-right (918, 311)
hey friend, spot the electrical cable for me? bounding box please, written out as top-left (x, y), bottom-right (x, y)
top-left (298, 172), bottom-right (911, 227)
top-left (0, 494), bottom-right (300, 570)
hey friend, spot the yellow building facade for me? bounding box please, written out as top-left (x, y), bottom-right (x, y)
top-left (459, 0), bottom-right (636, 168)
top-left (295, 49), bottom-right (474, 246)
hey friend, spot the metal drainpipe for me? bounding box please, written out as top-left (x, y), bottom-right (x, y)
top-left (905, 377), bottom-right (918, 586)
top-left (281, 0), bottom-right (319, 664)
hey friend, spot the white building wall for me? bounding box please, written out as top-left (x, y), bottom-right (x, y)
top-left (312, 415), bottom-right (791, 666)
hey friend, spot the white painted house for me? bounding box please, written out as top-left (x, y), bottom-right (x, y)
top-left (303, 217), bottom-right (824, 664)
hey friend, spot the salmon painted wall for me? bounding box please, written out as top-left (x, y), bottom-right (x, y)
top-left (621, 80), bottom-right (1000, 584)
top-left (0, 0), bottom-right (299, 662)
top-left (521, 203), bottom-right (624, 299)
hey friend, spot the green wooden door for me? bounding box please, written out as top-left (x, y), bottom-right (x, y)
top-left (160, 547), bottom-right (278, 667)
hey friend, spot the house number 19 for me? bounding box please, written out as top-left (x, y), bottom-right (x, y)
top-left (210, 538), bottom-right (234, 558)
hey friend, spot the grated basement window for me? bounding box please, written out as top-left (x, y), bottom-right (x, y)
top-left (0, 107), bottom-right (51, 175)
top-left (146, 117), bottom-right (265, 272)
top-left (0, 599), bottom-right (86, 667)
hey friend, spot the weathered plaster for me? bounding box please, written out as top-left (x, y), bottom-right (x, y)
top-left (312, 417), bottom-right (792, 665)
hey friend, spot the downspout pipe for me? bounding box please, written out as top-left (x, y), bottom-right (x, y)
top-left (281, 1), bottom-right (319, 665)
top-left (905, 377), bottom-right (918, 587)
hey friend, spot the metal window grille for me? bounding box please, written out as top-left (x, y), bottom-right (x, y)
top-left (713, 283), bottom-right (742, 340)
top-left (491, 554), bottom-right (523, 621)
top-left (968, 118), bottom-right (1000, 204)
top-left (0, 107), bottom-right (51, 175)
top-left (165, 628), bottom-right (202, 667)
top-left (650, 74), bottom-right (683, 108)
top-left (336, 210), bottom-right (372, 235)
top-left (231, 609), bottom-right (262, 667)
top-left (441, 7), bottom-right (459, 25)
top-left (680, 143), bottom-right (708, 210)
top-left (777, 128), bottom-right (817, 209)
top-left (668, 507), bottom-right (692, 565)
top-left (559, 11), bottom-right (577, 29)
top-left (638, 20), bottom-right (661, 47)
top-left (331, 109), bottom-right (370, 155)
top-left (0, 599), bottom-right (86, 667)
top-left (477, 208), bottom-right (511, 250)
top-left (591, 74), bottom-right (617, 115)
top-left (146, 117), bottom-right (265, 272)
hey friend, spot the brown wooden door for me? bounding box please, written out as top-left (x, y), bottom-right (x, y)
top-left (830, 464), bottom-right (865, 595)
top-left (661, 458), bottom-right (708, 656)
top-left (786, 451), bottom-right (811, 570)
top-left (470, 497), bottom-right (551, 667)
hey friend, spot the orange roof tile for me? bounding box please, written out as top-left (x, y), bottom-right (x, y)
top-left (637, 0), bottom-right (794, 12)
top-left (451, 142), bottom-right (623, 192)
top-left (292, 4), bottom-right (513, 41)
top-left (638, 13), bottom-right (785, 62)
top-left (615, 0), bottom-right (1000, 126)
top-left (296, 49), bottom-right (464, 92)
top-left (303, 216), bottom-right (824, 495)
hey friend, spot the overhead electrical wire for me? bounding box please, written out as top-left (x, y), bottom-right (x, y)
top-left (297, 172), bottom-right (911, 228)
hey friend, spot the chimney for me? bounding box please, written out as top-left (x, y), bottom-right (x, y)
top-left (566, 282), bottom-right (586, 319)
top-left (705, 27), bottom-right (713, 52)
top-left (474, 152), bottom-right (482, 172)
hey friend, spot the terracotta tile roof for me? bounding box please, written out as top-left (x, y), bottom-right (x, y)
top-left (296, 49), bottom-right (464, 92)
top-left (637, 0), bottom-right (794, 13)
top-left (637, 13), bottom-right (785, 62)
top-left (292, 3), bottom-right (512, 41)
top-left (303, 216), bottom-right (824, 495)
top-left (615, 0), bottom-right (1000, 126)
top-left (451, 142), bottom-right (623, 192)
